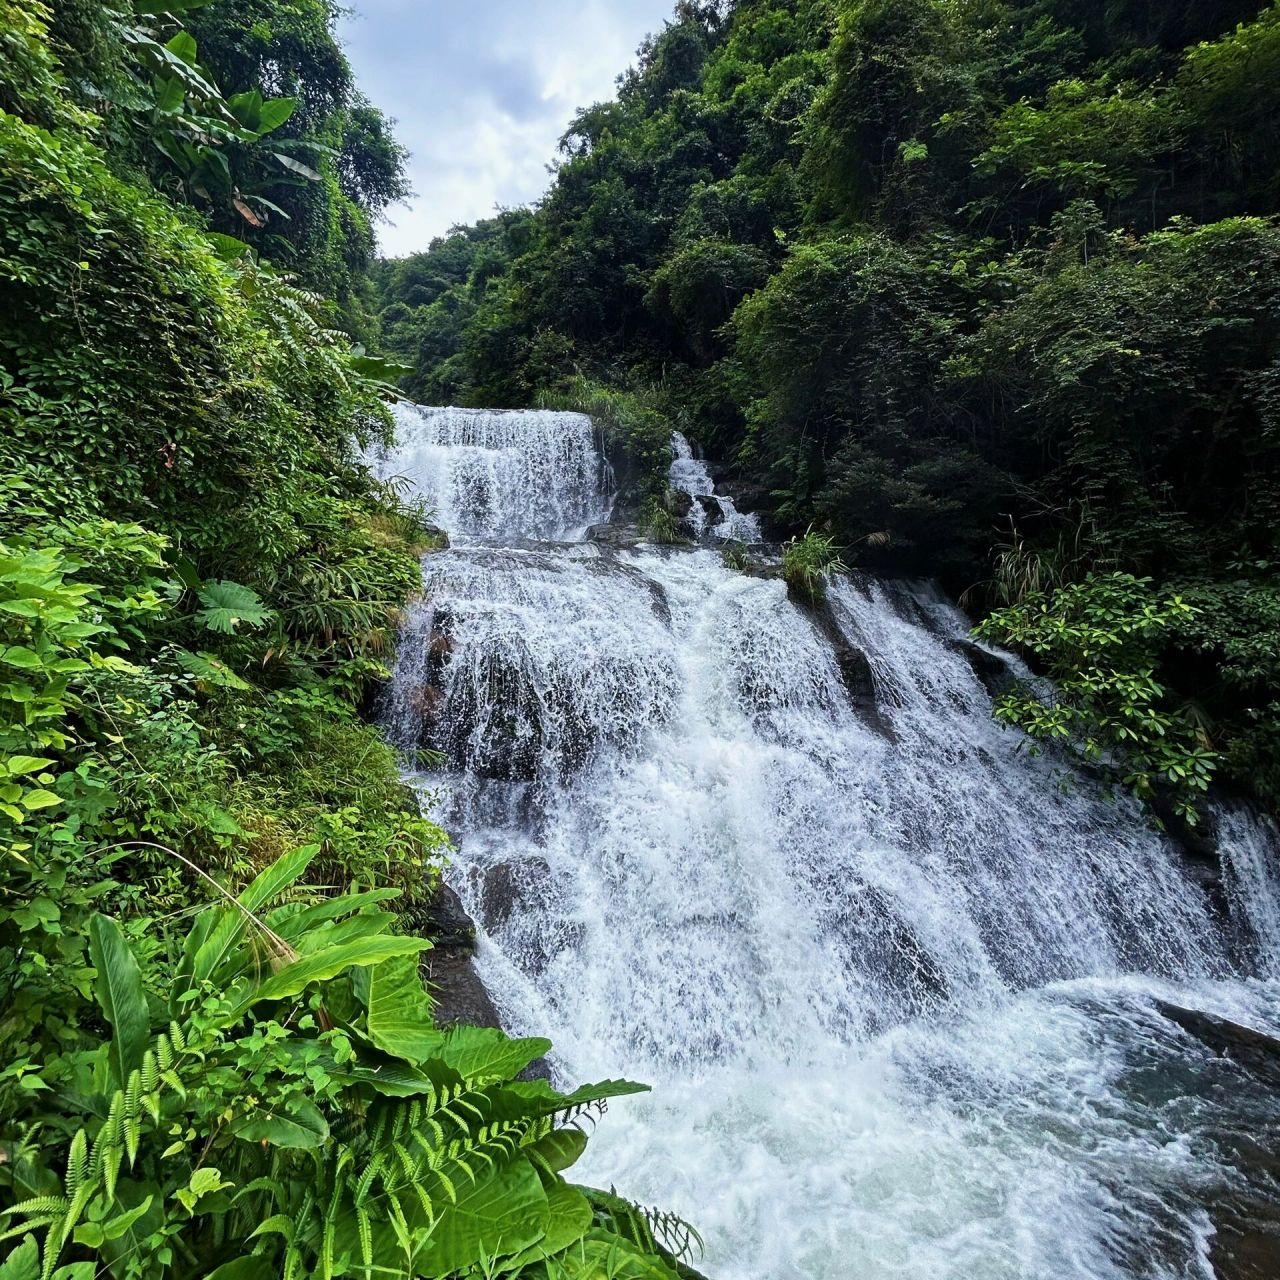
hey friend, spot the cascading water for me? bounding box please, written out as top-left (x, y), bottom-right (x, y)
top-left (369, 402), bottom-right (612, 543)
top-left (669, 432), bottom-right (762, 542)
top-left (381, 410), bottom-right (1280, 1280)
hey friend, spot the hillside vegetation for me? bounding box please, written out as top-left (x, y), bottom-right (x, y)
top-left (375, 0), bottom-right (1280, 821)
top-left (0, 3), bottom-right (700, 1276)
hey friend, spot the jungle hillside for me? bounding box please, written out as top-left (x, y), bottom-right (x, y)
top-left (374, 0), bottom-right (1280, 822)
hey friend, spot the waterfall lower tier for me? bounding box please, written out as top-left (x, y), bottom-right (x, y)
top-left (381, 406), bottom-right (1280, 1280)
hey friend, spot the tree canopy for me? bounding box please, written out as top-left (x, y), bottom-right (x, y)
top-left (375, 0), bottom-right (1280, 817)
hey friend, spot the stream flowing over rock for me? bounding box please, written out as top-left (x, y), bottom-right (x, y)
top-left (379, 408), bottom-right (1280, 1280)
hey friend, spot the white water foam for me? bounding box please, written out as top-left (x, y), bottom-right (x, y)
top-left (669, 432), bottom-right (762, 542)
top-left (369, 402), bottom-right (612, 543)
top-left (381, 406), bottom-right (1280, 1280)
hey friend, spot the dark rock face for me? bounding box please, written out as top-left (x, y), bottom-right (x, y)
top-left (952, 638), bottom-right (1016, 698)
top-left (424, 948), bottom-right (504, 1030)
top-left (801, 592), bottom-right (898, 741)
top-left (695, 494), bottom-right (725, 526)
top-left (664, 488), bottom-right (694, 518)
top-left (412, 880), bottom-right (551, 1080)
top-left (409, 881), bottom-right (475, 951)
top-left (1156, 1002), bottom-right (1280, 1086)
top-left (1154, 1002), bottom-right (1280, 1280)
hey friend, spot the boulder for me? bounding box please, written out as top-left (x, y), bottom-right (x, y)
top-left (695, 494), bottom-right (725, 526)
top-left (1156, 1001), bottom-right (1280, 1086)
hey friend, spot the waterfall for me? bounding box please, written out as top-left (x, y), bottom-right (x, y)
top-left (369, 402), bottom-right (612, 543)
top-left (669, 432), bottom-right (762, 542)
top-left (383, 408), bottom-right (1280, 1280)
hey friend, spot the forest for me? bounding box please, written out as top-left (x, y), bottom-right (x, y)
top-left (375, 0), bottom-right (1280, 824)
top-left (4, 0), bottom-right (1280, 1277)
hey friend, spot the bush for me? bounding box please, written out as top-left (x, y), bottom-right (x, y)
top-left (782, 527), bottom-right (846, 603)
top-left (0, 848), bottom-right (702, 1280)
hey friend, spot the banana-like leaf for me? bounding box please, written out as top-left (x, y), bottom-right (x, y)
top-left (202, 1257), bottom-right (273, 1280)
top-left (89, 915), bottom-right (150, 1083)
top-left (412, 1158), bottom-right (548, 1276)
top-left (267, 888), bottom-right (402, 942)
top-left (271, 152), bottom-right (321, 181)
top-left (133, 0), bottom-right (211, 13)
top-left (256, 98), bottom-right (296, 134)
top-left (239, 844), bottom-right (319, 914)
top-left (176, 845), bottom-right (318, 1000)
top-left (232, 936), bottom-right (430, 1015)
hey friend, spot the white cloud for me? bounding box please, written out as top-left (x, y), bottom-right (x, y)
top-left (338, 0), bottom-right (673, 257)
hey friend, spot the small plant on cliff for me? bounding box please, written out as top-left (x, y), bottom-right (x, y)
top-left (721, 539), bottom-right (751, 571)
top-left (640, 500), bottom-right (686, 546)
top-left (783, 528), bottom-right (845, 603)
top-left (975, 572), bottom-right (1218, 822)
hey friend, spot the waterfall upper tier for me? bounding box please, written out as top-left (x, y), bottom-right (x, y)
top-left (668, 431), bottom-right (762, 542)
top-left (370, 403), bottom-right (613, 544)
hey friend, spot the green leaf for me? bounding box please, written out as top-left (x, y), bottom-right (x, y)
top-left (1, 647), bottom-right (43, 670)
top-left (551, 1229), bottom-right (682, 1278)
top-left (89, 915), bottom-right (150, 1082)
top-left (133, 0), bottom-right (211, 13)
top-left (239, 844), bottom-right (319, 914)
top-left (194, 580), bottom-right (271, 634)
top-left (234, 936), bottom-right (431, 1014)
top-left (3, 757), bottom-right (54, 776)
top-left (164, 31), bottom-right (198, 65)
top-left (526, 1128), bottom-right (588, 1174)
top-left (152, 74), bottom-right (185, 113)
top-left (430, 1024), bottom-right (552, 1084)
top-left (99, 1196), bottom-right (153, 1242)
top-left (413, 1157), bottom-right (548, 1275)
top-left (257, 98), bottom-right (297, 134)
top-left (230, 1096), bottom-right (328, 1148)
top-left (0, 1235), bottom-right (38, 1280)
top-left (365, 953), bottom-right (438, 1061)
top-left (203, 1259), bottom-right (273, 1280)
top-left (18, 789), bottom-right (61, 811)
top-left (173, 648), bottom-right (252, 691)
top-left (271, 152), bottom-right (321, 181)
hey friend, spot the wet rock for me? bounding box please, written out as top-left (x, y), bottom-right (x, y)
top-left (586, 521), bottom-right (644, 549)
top-left (479, 856), bottom-right (550, 933)
top-left (802, 593), bottom-right (899, 741)
top-left (952, 639), bottom-right (1015, 698)
top-left (664, 488), bottom-right (694, 518)
top-left (410, 881), bottom-right (475, 951)
top-left (425, 948), bottom-right (503, 1029)
top-left (695, 494), bottom-right (725, 526)
top-left (422, 522), bottom-right (450, 549)
top-left (1155, 1002), bottom-right (1280, 1086)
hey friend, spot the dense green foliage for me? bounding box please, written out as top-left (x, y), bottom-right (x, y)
top-left (0, 846), bottom-right (700, 1279)
top-left (1, 4), bottom-right (698, 1275)
top-left (374, 0), bottom-right (1280, 818)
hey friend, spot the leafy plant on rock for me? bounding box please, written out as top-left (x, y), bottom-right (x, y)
top-left (975, 572), bottom-right (1218, 821)
top-left (782, 529), bottom-right (845, 605)
top-left (0, 847), bottom-right (703, 1280)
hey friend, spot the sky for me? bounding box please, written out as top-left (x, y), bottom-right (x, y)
top-left (337, 0), bottom-right (676, 258)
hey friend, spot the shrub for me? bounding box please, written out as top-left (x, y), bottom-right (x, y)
top-left (782, 527), bottom-right (846, 603)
